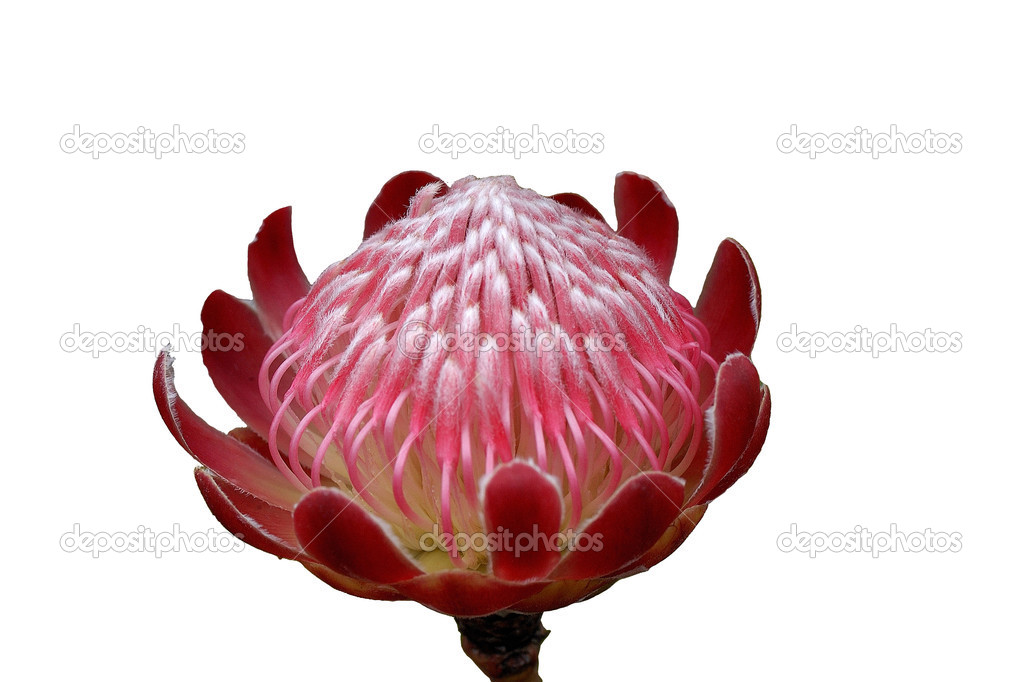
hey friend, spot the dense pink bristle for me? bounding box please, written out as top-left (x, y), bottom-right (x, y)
top-left (256, 175), bottom-right (715, 563)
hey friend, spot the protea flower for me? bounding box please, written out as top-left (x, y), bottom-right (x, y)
top-left (153, 171), bottom-right (770, 681)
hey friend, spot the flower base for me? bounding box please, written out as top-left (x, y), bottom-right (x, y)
top-left (455, 611), bottom-right (550, 682)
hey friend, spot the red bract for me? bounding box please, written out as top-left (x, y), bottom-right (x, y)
top-left (154, 170), bottom-right (769, 626)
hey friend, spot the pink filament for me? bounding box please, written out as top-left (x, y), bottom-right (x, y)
top-left (253, 175), bottom-right (715, 564)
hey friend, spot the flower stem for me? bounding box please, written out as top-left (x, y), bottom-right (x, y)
top-left (455, 611), bottom-right (549, 682)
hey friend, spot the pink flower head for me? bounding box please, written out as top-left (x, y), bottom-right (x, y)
top-left (154, 171), bottom-right (770, 618)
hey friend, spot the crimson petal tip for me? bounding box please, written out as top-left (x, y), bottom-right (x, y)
top-left (613, 171), bottom-right (680, 282)
top-left (364, 170), bottom-right (447, 240)
top-left (695, 238), bottom-right (762, 362)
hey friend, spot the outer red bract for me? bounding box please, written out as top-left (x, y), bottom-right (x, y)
top-left (153, 171), bottom-right (770, 618)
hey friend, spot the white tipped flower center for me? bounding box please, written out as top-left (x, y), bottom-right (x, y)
top-left (258, 176), bottom-right (715, 569)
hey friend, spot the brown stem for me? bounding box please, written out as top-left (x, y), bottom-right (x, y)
top-left (455, 611), bottom-right (549, 682)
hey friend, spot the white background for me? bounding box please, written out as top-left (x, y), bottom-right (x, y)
top-left (3, 2), bottom-right (1020, 680)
